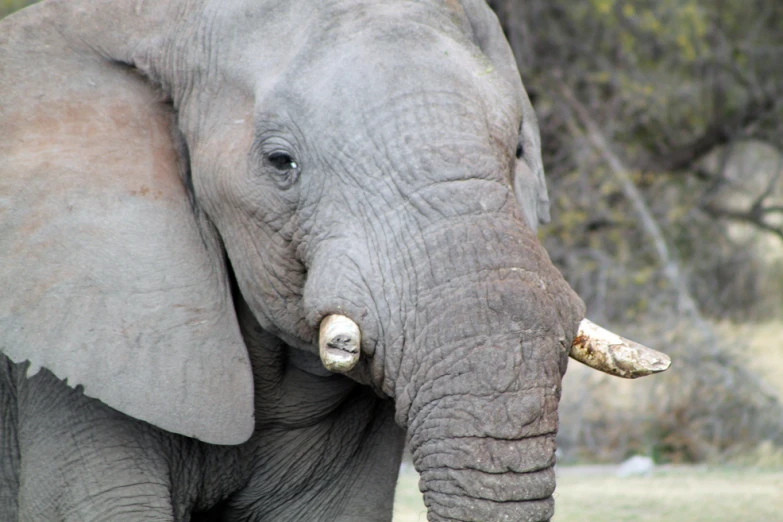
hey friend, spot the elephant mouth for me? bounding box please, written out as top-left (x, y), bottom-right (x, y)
top-left (318, 314), bottom-right (671, 379)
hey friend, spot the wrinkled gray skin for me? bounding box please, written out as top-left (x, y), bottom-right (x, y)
top-left (0, 1), bottom-right (584, 521)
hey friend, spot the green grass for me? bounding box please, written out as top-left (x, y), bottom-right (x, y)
top-left (393, 465), bottom-right (783, 522)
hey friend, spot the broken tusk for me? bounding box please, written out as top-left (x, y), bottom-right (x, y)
top-left (319, 314), bottom-right (361, 372)
top-left (570, 319), bottom-right (671, 379)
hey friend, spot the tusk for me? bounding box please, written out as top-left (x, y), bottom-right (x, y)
top-left (319, 314), bottom-right (361, 372)
top-left (570, 319), bottom-right (671, 379)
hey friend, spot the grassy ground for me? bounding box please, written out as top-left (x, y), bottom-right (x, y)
top-left (553, 466), bottom-right (783, 522)
top-left (393, 464), bottom-right (783, 522)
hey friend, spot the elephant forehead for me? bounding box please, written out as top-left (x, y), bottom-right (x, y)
top-left (303, 35), bottom-right (498, 105)
top-left (313, 0), bottom-right (471, 48)
top-left (285, 46), bottom-right (518, 170)
top-left (251, 9), bottom-right (519, 123)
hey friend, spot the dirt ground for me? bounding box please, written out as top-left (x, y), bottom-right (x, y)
top-left (393, 464), bottom-right (783, 522)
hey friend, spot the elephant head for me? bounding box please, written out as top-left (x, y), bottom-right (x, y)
top-left (0, 1), bottom-right (668, 520)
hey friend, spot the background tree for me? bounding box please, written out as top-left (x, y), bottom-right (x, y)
top-left (489, 0), bottom-right (783, 322)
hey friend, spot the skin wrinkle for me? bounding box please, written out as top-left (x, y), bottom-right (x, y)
top-left (221, 394), bottom-right (400, 521)
top-left (361, 112), bottom-right (497, 188)
top-left (231, 212), bottom-right (306, 332)
top-left (408, 337), bottom-right (543, 401)
top-left (359, 89), bottom-right (484, 129)
top-left (413, 215), bottom-right (526, 265)
top-left (424, 488), bottom-right (552, 504)
top-left (354, 92), bottom-right (497, 184)
top-left (427, 493), bottom-right (552, 508)
top-left (421, 462), bottom-right (555, 477)
top-left (316, 153), bottom-right (560, 426)
top-left (410, 433), bottom-right (561, 476)
top-left (413, 436), bottom-right (558, 474)
top-left (356, 265), bottom-right (387, 359)
top-left (346, 211), bottom-right (548, 394)
top-left (409, 391), bottom-right (557, 442)
top-left (14, 380), bottom-right (180, 521)
top-left (318, 2), bottom-right (465, 48)
top-left (397, 179), bottom-right (512, 220)
top-left (368, 239), bottom-right (411, 367)
top-left (425, 498), bottom-right (555, 520)
top-left (400, 288), bottom-right (559, 392)
top-left (422, 467), bottom-right (557, 501)
top-left (410, 401), bottom-right (550, 444)
top-left (0, 367), bottom-right (20, 511)
top-left (298, 132), bottom-right (419, 377)
top-left (405, 365), bottom-right (560, 441)
top-left (404, 322), bottom-right (563, 428)
top-left (297, 62), bottom-right (524, 398)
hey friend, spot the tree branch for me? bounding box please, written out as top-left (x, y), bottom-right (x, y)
top-left (657, 97), bottom-right (775, 172)
top-left (701, 204), bottom-right (783, 242)
top-left (554, 76), bottom-right (714, 338)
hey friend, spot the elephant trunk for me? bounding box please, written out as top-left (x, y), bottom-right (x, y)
top-left (393, 245), bottom-right (580, 521)
top-left (411, 433), bottom-right (558, 521)
top-left (403, 325), bottom-right (565, 521)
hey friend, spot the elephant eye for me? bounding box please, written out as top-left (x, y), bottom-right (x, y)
top-left (516, 120), bottom-right (525, 159)
top-left (267, 152), bottom-right (298, 171)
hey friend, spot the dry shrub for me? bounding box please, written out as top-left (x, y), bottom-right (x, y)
top-left (726, 440), bottom-right (783, 469)
top-left (557, 320), bottom-right (783, 463)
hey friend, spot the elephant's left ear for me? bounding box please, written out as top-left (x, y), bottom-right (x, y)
top-left (460, 0), bottom-right (551, 231)
top-left (0, 5), bottom-right (254, 445)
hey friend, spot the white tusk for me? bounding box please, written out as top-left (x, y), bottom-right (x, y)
top-left (570, 319), bottom-right (671, 379)
top-left (319, 314), bottom-right (361, 372)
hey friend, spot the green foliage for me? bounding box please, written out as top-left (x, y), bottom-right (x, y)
top-left (1, 0), bottom-right (38, 19)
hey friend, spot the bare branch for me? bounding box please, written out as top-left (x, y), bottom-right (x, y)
top-left (554, 75), bottom-right (714, 338)
top-left (701, 204), bottom-right (783, 242)
top-left (658, 97), bottom-right (776, 172)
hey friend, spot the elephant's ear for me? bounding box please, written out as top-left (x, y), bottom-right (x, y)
top-left (0, 8), bottom-right (254, 444)
top-left (460, 0), bottom-right (551, 230)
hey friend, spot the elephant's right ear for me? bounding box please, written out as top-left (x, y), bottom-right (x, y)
top-left (460, 0), bottom-right (551, 231)
top-left (0, 7), bottom-right (254, 444)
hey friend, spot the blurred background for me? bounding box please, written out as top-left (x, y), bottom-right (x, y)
top-left (5, 1), bottom-right (782, 520)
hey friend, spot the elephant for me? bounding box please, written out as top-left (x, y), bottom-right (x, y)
top-left (0, 1), bottom-right (669, 521)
